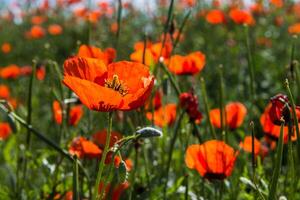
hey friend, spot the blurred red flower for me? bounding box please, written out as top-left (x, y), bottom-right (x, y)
top-left (0, 122), bottom-right (12, 140)
top-left (209, 102), bottom-right (247, 129)
top-left (167, 51), bottom-right (206, 75)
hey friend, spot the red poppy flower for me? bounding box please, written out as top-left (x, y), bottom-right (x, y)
top-left (31, 16), bottom-right (46, 25)
top-left (52, 101), bottom-right (63, 125)
top-left (146, 103), bottom-right (177, 127)
top-left (92, 129), bottom-right (122, 148)
top-left (269, 94), bottom-right (290, 125)
top-left (270, 0), bottom-right (283, 8)
top-left (229, 9), bottom-right (255, 26)
top-left (205, 9), bottom-right (226, 24)
top-left (77, 45), bottom-right (116, 65)
top-left (239, 136), bottom-right (261, 156)
top-left (168, 51), bottom-right (206, 75)
top-left (288, 23), bottom-right (300, 35)
top-left (99, 181), bottom-right (130, 200)
top-left (1, 42), bottom-right (12, 54)
top-left (28, 25), bottom-right (46, 39)
top-left (185, 140), bottom-right (238, 180)
top-left (69, 137), bottom-right (102, 159)
top-left (209, 102), bottom-right (247, 129)
top-left (36, 65), bottom-right (46, 80)
top-left (68, 105), bottom-right (83, 126)
top-left (63, 57), bottom-right (154, 112)
top-left (48, 24), bottom-right (63, 35)
top-left (130, 41), bottom-right (172, 67)
top-left (0, 122), bottom-right (12, 140)
top-left (0, 84), bottom-right (10, 99)
top-left (180, 92), bottom-right (203, 124)
top-left (260, 103), bottom-right (298, 143)
top-left (145, 90), bottom-right (162, 111)
top-left (0, 65), bottom-right (21, 79)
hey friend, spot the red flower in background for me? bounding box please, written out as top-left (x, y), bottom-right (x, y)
top-left (269, 94), bottom-right (290, 125)
top-left (27, 25), bottom-right (46, 39)
top-left (52, 101), bottom-right (63, 124)
top-left (92, 129), bottom-right (123, 148)
top-left (77, 45), bottom-right (116, 65)
top-left (270, 0), bottom-right (283, 8)
top-left (52, 101), bottom-right (83, 126)
top-left (209, 102), bottom-right (247, 129)
top-left (146, 103), bottom-right (177, 127)
top-left (1, 42), bottom-right (12, 54)
top-left (69, 105), bottom-right (83, 126)
top-left (167, 51), bottom-right (206, 75)
top-left (98, 181), bottom-right (130, 200)
top-left (0, 64), bottom-right (21, 79)
top-left (0, 122), bottom-right (12, 140)
top-left (180, 91), bottom-right (203, 124)
top-left (0, 84), bottom-right (10, 99)
top-left (260, 103), bottom-right (298, 143)
top-left (185, 140), bottom-right (238, 180)
top-left (69, 137), bottom-right (102, 159)
top-left (48, 24), bottom-right (63, 35)
top-left (288, 23), bottom-right (300, 35)
top-left (229, 9), bottom-right (255, 26)
top-left (130, 41), bottom-right (172, 67)
top-left (239, 136), bottom-right (261, 156)
top-left (205, 9), bottom-right (226, 24)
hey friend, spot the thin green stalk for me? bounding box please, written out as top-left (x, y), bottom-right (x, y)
top-left (173, 9), bottom-right (191, 49)
top-left (287, 119), bottom-right (295, 199)
top-left (285, 79), bottom-right (300, 159)
top-left (245, 26), bottom-right (256, 103)
top-left (184, 175), bottom-right (189, 200)
top-left (268, 119), bottom-right (285, 200)
top-left (163, 110), bottom-right (185, 200)
top-left (200, 77), bottom-right (216, 139)
top-left (73, 156), bottom-right (79, 200)
top-left (218, 65), bottom-right (226, 141)
top-left (93, 112), bottom-right (113, 200)
top-left (115, 0), bottom-right (122, 49)
top-left (250, 121), bottom-right (256, 180)
top-left (294, 61), bottom-right (300, 99)
top-left (289, 36), bottom-right (296, 80)
top-left (22, 60), bottom-right (36, 188)
top-left (129, 145), bottom-right (139, 200)
top-left (142, 33), bottom-right (147, 65)
top-left (160, 62), bottom-right (181, 96)
top-left (159, 0), bottom-right (175, 58)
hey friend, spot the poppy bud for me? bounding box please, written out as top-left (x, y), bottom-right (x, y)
top-left (136, 127), bottom-right (162, 138)
top-left (179, 92), bottom-right (203, 123)
top-left (269, 94), bottom-right (290, 125)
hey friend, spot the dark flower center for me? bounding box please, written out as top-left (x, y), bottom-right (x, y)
top-left (104, 75), bottom-right (128, 96)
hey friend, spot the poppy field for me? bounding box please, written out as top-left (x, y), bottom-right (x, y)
top-left (1, 0), bottom-right (300, 199)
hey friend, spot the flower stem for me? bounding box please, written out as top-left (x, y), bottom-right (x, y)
top-left (285, 79), bottom-right (300, 159)
top-left (250, 121), bottom-right (256, 181)
top-left (93, 112), bottom-right (113, 200)
top-left (200, 77), bottom-right (216, 139)
top-left (73, 155), bottom-right (79, 200)
top-left (22, 60), bottom-right (36, 188)
top-left (268, 119), bottom-right (285, 200)
top-left (218, 65), bottom-right (226, 141)
top-left (163, 110), bottom-right (185, 199)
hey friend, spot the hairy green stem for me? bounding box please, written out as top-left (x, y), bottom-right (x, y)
top-left (93, 112), bottom-right (113, 200)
